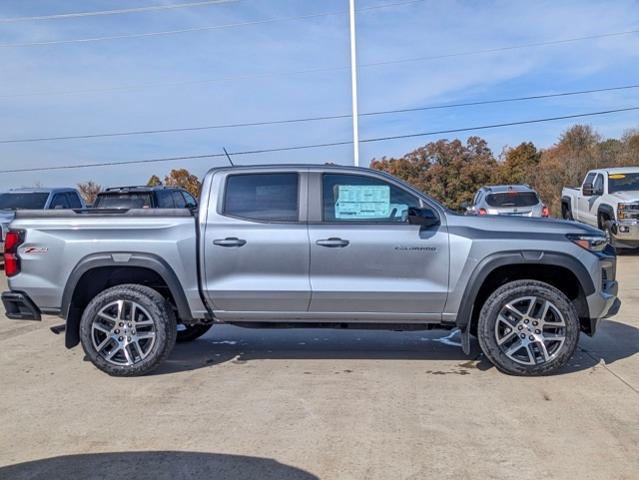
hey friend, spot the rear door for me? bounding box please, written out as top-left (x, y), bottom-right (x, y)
top-left (307, 171), bottom-right (449, 318)
top-left (202, 170), bottom-right (310, 317)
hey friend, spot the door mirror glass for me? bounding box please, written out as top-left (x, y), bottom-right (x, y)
top-left (582, 183), bottom-right (594, 196)
top-left (407, 207), bottom-right (440, 228)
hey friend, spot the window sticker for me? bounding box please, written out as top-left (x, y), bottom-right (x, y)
top-left (335, 185), bottom-right (390, 219)
top-left (609, 174), bottom-right (626, 179)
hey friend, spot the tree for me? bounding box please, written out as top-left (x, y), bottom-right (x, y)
top-left (77, 181), bottom-right (102, 205)
top-left (372, 136), bottom-right (496, 210)
top-left (147, 175), bottom-right (162, 187)
top-left (164, 169), bottom-right (201, 197)
top-left (494, 142), bottom-right (540, 185)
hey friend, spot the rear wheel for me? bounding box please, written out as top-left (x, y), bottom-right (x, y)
top-left (477, 280), bottom-right (579, 376)
top-left (176, 323), bottom-right (213, 343)
top-left (79, 284), bottom-right (176, 376)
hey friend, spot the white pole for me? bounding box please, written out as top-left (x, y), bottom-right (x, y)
top-left (348, 0), bottom-right (360, 167)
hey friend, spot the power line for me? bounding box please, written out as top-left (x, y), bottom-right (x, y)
top-left (0, 0), bottom-right (240, 23)
top-left (3, 29), bottom-right (638, 99)
top-left (362, 29), bottom-right (639, 68)
top-left (0, 0), bottom-right (426, 48)
top-left (2, 84), bottom-right (638, 144)
top-left (1, 106), bottom-right (637, 174)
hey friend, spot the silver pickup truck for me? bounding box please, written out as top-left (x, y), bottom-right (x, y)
top-left (2, 164), bottom-right (620, 376)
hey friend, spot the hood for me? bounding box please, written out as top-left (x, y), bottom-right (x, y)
top-left (447, 213), bottom-right (601, 236)
top-left (608, 191), bottom-right (639, 204)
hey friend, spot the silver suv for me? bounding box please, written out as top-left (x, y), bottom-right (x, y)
top-left (469, 185), bottom-right (548, 217)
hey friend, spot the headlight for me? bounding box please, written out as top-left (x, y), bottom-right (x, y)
top-left (618, 203), bottom-right (629, 220)
top-left (567, 234), bottom-right (607, 252)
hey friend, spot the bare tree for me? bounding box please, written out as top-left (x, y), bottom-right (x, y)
top-left (77, 181), bottom-right (102, 205)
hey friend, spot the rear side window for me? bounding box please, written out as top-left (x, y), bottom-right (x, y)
top-left (224, 173), bottom-right (298, 222)
top-left (94, 192), bottom-right (152, 209)
top-left (485, 192), bottom-right (539, 207)
top-left (0, 193), bottom-right (49, 209)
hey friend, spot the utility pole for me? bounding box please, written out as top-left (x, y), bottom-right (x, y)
top-left (349, 0), bottom-right (360, 167)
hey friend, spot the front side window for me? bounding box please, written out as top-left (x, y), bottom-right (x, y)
top-left (322, 174), bottom-right (419, 222)
top-left (66, 193), bottom-right (82, 208)
top-left (224, 173), bottom-right (299, 222)
top-left (50, 194), bottom-right (69, 209)
top-left (593, 174), bottom-right (604, 194)
top-left (156, 191), bottom-right (174, 208)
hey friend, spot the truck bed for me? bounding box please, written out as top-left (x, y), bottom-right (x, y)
top-left (7, 208), bottom-right (208, 319)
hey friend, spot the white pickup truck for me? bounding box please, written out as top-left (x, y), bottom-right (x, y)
top-left (562, 167), bottom-right (639, 248)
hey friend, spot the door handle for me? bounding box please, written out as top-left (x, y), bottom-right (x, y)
top-left (213, 237), bottom-right (246, 247)
top-left (316, 237), bottom-right (349, 248)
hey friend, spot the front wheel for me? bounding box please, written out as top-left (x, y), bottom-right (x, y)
top-left (477, 280), bottom-right (579, 376)
top-left (79, 284), bottom-right (177, 376)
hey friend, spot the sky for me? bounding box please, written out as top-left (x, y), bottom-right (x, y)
top-left (0, 0), bottom-right (638, 189)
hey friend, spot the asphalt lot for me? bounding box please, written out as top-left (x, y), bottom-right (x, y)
top-left (0, 258), bottom-right (638, 480)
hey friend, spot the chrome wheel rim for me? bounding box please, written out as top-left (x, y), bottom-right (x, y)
top-left (91, 300), bottom-right (156, 366)
top-left (494, 296), bottom-right (566, 366)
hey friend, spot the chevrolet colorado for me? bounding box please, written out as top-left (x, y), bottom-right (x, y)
top-left (2, 165), bottom-right (620, 376)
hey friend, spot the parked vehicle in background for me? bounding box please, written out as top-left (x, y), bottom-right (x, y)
top-left (93, 186), bottom-right (198, 210)
top-left (467, 185), bottom-right (549, 217)
top-left (562, 167), bottom-right (639, 249)
top-left (3, 165), bottom-right (619, 377)
top-left (0, 188), bottom-right (84, 261)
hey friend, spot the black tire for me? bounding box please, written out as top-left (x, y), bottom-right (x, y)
top-left (176, 323), bottom-right (213, 343)
top-left (79, 284), bottom-right (177, 377)
top-left (477, 280), bottom-right (579, 376)
top-left (561, 202), bottom-right (573, 220)
top-left (602, 220), bottom-right (615, 247)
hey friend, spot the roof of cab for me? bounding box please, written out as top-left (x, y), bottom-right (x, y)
top-left (2, 187), bottom-right (78, 194)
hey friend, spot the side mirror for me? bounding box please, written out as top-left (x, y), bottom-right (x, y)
top-left (407, 207), bottom-right (440, 228)
top-left (582, 183), bottom-right (594, 196)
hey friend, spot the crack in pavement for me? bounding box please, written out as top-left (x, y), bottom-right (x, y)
top-left (580, 347), bottom-right (639, 395)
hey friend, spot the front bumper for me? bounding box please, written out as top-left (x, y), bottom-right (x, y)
top-left (611, 221), bottom-right (639, 248)
top-left (2, 291), bottom-right (41, 320)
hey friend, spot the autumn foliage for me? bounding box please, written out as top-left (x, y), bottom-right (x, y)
top-left (372, 125), bottom-right (639, 215)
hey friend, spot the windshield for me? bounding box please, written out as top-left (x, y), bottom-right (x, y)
top-left (485, 192), bottom-right (539, 208)
top-left (608, 173), bottom-right (639, 193)
top-left (93, 192), bottom-right (152, 209)
top-left (0, 192), bottom-right (49, 210)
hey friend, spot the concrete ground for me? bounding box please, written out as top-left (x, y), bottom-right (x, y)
top-left (0, 258), bottom-right (638, 480)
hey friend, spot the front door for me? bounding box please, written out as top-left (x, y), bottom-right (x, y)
top-left (307, 172), bottom-right (449, 318)
top-left (203, 171), bottom-right (311, 318)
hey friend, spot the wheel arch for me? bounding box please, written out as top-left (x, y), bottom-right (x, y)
top-left (597, 203), bottom-right (615, 227)
top-left (62, 253), bottom-right (192, 348)
top-left (456, 251), bottom-right (594, 352)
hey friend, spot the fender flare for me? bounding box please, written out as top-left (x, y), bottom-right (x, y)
top-left (456, 251), bottom-right (595, 353)
top-left (597, 204), bottom-right (615, 226)
top-left (62, 252), bottom-right (192, 348)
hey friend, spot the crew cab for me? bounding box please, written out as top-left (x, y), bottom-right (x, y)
top-left (562, 167), bottom-right (639, 248)
top-left (0, 187), bottom-right (85, 262)
top-left (93, 186), bottom-right (198, 209)
top-left (2, 165), bottom-right (620, 376)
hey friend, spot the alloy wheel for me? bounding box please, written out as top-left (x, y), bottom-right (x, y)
top-left (91, 299), bottom-right (157, 366)
top-left (494, 296), bottom-right (566, 365)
